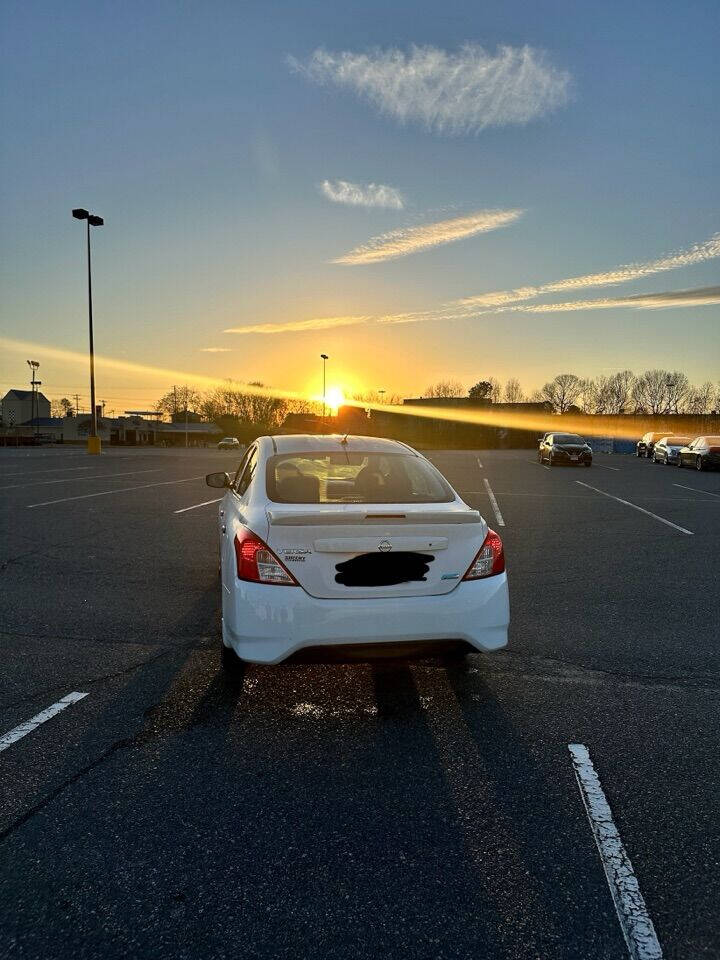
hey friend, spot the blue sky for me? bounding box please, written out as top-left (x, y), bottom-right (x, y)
top-left (1, 0), bottom-right (718, 408)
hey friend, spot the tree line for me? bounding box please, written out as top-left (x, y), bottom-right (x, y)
top-left (423, 371), bottom-right (720, 415)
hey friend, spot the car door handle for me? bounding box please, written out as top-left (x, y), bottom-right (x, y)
top-left (220, 509), bottom-right (224, 517)
top-left (221, 525), bottom-right (226, 535)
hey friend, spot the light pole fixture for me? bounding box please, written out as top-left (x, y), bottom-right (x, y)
top-left (320, 354), bottom-right (329, 422)
top-left (72, 207), bottom-right (104, 454)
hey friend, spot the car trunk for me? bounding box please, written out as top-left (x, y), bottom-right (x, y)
top-left (265, 502), bottom-right (486, 599)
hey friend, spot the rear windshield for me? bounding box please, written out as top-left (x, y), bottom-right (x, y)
top-left (266, 452), bottom-right (455, 504)
top-left (553, 435), bottom-right (584, 444)
top-left (662, 437), bottom-right (690, 444)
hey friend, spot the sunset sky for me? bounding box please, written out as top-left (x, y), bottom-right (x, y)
top-left (1, 0), bottom-right (719, 413)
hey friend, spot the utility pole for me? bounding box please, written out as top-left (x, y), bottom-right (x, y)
top-left (184, 384), bottom-right (188, 448)
top-left (74, 394), bottom-right (81, 417)
top-left (27, 360), bottom-right (40, 439)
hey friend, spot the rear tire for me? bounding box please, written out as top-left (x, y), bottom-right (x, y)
top-left (697, 456), bottom-right (705, 471)
top-left (584, 460), bottom-right (592, 467)
top-left (221, 639), bottom-right (245, 679)
top-left (548, 454), bottom-right (554, 467)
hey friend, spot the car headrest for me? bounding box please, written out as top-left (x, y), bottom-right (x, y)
top-left (276, 473), bottom-right (320, 503)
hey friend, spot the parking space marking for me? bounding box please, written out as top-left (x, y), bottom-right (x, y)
top-left (0, 468), bottom-right (160, 491)
top-left (483, 478), bottom-right (505, 526)
top-left (27, 475), bottom-right (205, 508)
top-left (0, 692), bottom-right (88, 754)
top-left (575, 481), bottom-right (693, 535)
top-left (174, 497), bottom-right (222, 514)
top-left (476, 457), bottom-right (483, 468)
top-left (595, 463), bottom-right (621, 471)
top-left (569, 744), bottom-right (663, 960)
top-left (528, 459), bottom-right (550, 470)
top-left (0, 466), bottom-right (95, 478)
top-left (673, 482), bottom-right (720, 499)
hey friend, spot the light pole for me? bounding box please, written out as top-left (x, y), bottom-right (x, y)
top-left (72, 208), bottom-right (104, 454)
top-left (320, 354), bottom-right (329, 422)
top-left (27, 360), bottom-right (40, 439)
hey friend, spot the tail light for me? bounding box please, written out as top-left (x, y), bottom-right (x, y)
top-left (234, 530), bottom-right (299, 586)
top-left (708, 446), bottom-right (720, 454)
top-left (463, 529), bottom-right (505, 580)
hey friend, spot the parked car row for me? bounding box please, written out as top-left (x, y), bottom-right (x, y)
top-left (637, 432), bottom-right (720, 471)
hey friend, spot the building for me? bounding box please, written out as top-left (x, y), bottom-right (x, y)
top-left (1, 389), bottom-right (50, 426)
top-left (0, 412), bottom-right (223, 446)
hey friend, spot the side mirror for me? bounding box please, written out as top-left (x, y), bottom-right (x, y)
top-left (206, 471), bottom-right (231, 489)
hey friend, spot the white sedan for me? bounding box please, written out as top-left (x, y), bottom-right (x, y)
top-left (206, 435), bottom-right (509, 669)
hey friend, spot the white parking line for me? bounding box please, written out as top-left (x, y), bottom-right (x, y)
top-left (482, 478), bottom-right (505, 527)
top-left (0, 468), bottom-right (159, 491)
top-left (569, 744), bottom-right (663, 960)
top-left (528, 459), bottom-right (550, 471)
top-left (27, 475), bottom-right (205, 508)
top-left (476, 457), bottom-right (483, 469)
top-left (0, 466), bottom-right (95, 478)
top-left (575, 481), bottom-right (693, 535)
top-left (174, 497), bottom-right (222, 514)
top-left (595, 463), bottom-right (621, 471)
top-left (0, 692), bottom-right (88, 753)
top-left (673, 482), bottom-right (720, 499)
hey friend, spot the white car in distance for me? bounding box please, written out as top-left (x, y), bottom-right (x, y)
top-left (206, 435), bottom-right (509, 670)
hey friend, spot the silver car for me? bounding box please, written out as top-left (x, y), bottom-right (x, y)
top-left (652, 436), bottom-right (691, 465)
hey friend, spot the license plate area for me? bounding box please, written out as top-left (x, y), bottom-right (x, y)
top-left (335, 551), bottom-right (434, 587)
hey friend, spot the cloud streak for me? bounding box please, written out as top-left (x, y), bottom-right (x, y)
top-left (200, 347), bottom-right (233, 352)
top-left (221, 234), bottom-right (720, 334)
top-left (515, 285), bottom-right (720, 313)
top-left (457, 233), bottom-right (720, 309)
top-left (320, 179), bottom-right (404, 209)
top-left (290, 43), bottom-right (571, 134)
top-left (224, 315), bottom-right (369, 335)
top-left (333, 208), bottom-right (523, 265)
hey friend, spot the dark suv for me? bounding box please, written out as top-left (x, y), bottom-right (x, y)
top-left (538, 433), bottom-right (593, 467)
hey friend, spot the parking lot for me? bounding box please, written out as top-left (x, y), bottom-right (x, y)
top-left (1, 445), bottom-right (719, 959)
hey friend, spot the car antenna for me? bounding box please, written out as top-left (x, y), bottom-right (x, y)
top-left (340, 434), bottom-right (349, 445)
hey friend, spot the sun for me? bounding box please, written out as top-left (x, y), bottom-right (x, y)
top-left (325, 387), bottom-right (345, 413)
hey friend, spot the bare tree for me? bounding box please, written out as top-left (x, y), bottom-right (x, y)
top-left (155, 385), bottom-right (202, 419)
top-left (502, 378), bottom-right (526, 404)
top-left (632, 370), bottom-right (669, 414)
top-left (541, 374), bottom-right (583, 413)
top-left (683, 381), bottom-right (715, 414)
top-left (351, 391), bottom-right (403, 406)
top-left (51, 397), bottom-right (75, 418)
top-left (423, 379), bottom-right (466, 399)
top-left (488, 377), bottom-right (502, 404)
top-left (664, 371), bottom-right (690, 414)
top-left (606, 370), bottom-right (635, 414)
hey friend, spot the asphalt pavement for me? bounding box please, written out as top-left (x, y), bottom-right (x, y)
top-left (1, 445), bottom-right (719, 960)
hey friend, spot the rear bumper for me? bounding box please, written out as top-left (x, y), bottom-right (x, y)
top-left (223, 573), bottom-right (510, 664)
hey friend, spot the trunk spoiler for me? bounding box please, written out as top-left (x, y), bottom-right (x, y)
top-left (267, 508), bottom-right (482, 526)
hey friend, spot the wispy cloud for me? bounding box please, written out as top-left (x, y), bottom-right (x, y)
top-left (457, 233), bottom-right (720, 309)
top-left (289, 43), bottom-right (571, 135)
top-left (222, 234), bottom-right (720, 335)
top-left (516, 285), bottom-right (720, 313)
top-left (320, 179), bottom-right (405, 209)
top-left (333, 208), bottom-right (523, 265)
top-left (200, 347), bottom-right (233, 352)
top-left (224, 315), bottom-right (369, 335)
